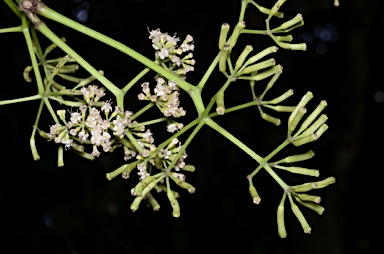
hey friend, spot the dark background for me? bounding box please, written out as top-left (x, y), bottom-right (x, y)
top-left (0, 0), bottom-right (381, 253)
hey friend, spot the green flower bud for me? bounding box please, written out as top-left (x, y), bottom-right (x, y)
top-left (240, 58), bottom-right (276, 75)
top-left (274, 14), bottom-right (304, 31)
top-left (294, 196), bottom-right (325, 215)
top-left (334, 0), bottom-right (340, 7)
top-left (243, 46), bottom-right (278, 68)
top-left (277, 194), bottom-right (287, 238)
top-left (288, 92), bottom-right (313, 130)
top-left (37, 129), bottom-right (51, 140)
top-left (298, 114), bottom-right (328, 138)
top-left (30, 137), bottom-right (40, 161)
top-left (274, 165), bottom-right (319, 177)
top-left (131, 175), bottom-right (155, 196)
top-left (218, 23), bottom-right (230, 50)
top-left (219, 44), bottom-right (230, 72)
top-left (291, 133), bottom-right (317, 146)
top-left (56, 110), bottom-right (66, 122)
top-left (263, 105), bottom-right (296, 112)
top-left (141, 177), bottom-right (164, 198)
top-left (58, 145), bottom-right (64, 167)
top-left (291, 202), bottom-right (311, 234)
top-left (275, 150), bottom-right (315, 164)
top-left (73, 150), bottom-right (95, 161)
top-left (159, 184), bottom-right (180, 198)
top-left (261, 112), bottom-right (281, 126)
top-left (106, 163), bottom-right (130, 180)
top-left (269, 0), bottom-right (288, 17)
top-left (296, 100), bottom-right (327, 136)
top-left (313, 177), bottom-right (336, 189)
top-left (254, 3), bottom-right (284, 18)
top-left (265, 89), bottom-right (294, 104)
top-left (248, 65), bottom-right (283, 81)
top-left (216, 92), bottom-right (225, 115)
top-left (275, 35), bottom-right (293, 42)
top-left (277, 42), bottom-right (307, 51)
top-left (288, 107), bottom-right (307, 135)
top-left (71, 142), bottom-right (84, 153)
top-left (290, 182), bottom-right (314, 193)
top-left (170, 174), bottom-right (195, 193)
top-left (297, 194), bottom-right (321, 204)
top-left (228, 21), bottom-right (246, 49)
top-left (234, 45), bottom-right (253, 73)
top-left (315, 124), bottom-right (329, 139)
top-left (181, 165), bottom-right (195, 172)
top-left (249, 185), bottom-right (261, 204)
top-left (167, 187), bottom-right (180, 218)
top-left (147, 194), bottom-right (160, 211)
top-left (130, 196), bottom-right (144, 212)
top-left (23, 66), bottom-right (33, 83)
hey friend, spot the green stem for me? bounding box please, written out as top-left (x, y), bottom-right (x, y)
top-left (205, 118), bottom-right (263, 163)
top-left (249, 164), bottom-right (262, 178)
top-left (167, 120), bottom-right (205, 170)
top-left (43, 97), bottom-right (59, 123)
top-left (264, 139), bottom-right (290, 162)
top-left (0, 94), bottom-right (41, 105)
top-left (131, 103), bottom-right (154, 121)
top-left (241, 29), bottom-right (267, 35)
top-left (124, 130), bottom-right (143, 154)
top-left (36, 4), bottom-right (195, 93)
top-left (129, 118), bottom-right (168, 128)
top-left (30, 99), bottom-right (44, 160)
top-left (263, 163), bottom-right (289, 190)
top-left (209, 101), bottom-right (257, 118)
top-left (0, 26), bottom-right (22, 33)
top-left (21, 14), bottom-right (45, 95)
top-left (239, 0), bottom-right (249, 21)
top-left (122, 68), bottom-right (150, 95)
top-left (33, 20), bottom-right (123, 99)
top-left (48, 96), bottom-right (90, 107)
top-left (3, 0), bottom-right (20, 17)
top-left (197, 52), bottom-right (220, 91)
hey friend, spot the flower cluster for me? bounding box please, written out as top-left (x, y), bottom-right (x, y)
top-left (138, 76), bottom-right (186, 132)
top-left (149, 28), bottom-right (195, 76)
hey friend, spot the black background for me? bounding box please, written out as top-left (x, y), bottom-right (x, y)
top-left (0, 0), bottom-right (381, 253)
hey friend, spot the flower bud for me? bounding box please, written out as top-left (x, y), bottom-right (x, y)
top-left (298, 114), bottom-right (328, 138)
top-left (288, 92), bottom-right (313, 129)
top-left (315, 124), bottom-right (328, 139)
top-left (275, 150), bottom-right (315, 164)
top-left (269, 0), bottom-right (288, 18)
top-left (248, 65), bottom-right (283, 81)
top-left (106, 163), bottom-right (130, 180)
top-left (263, 105), bottom-right (296, 112)
top-left (23, 66), bottom-right (33, 83)
top-left (261, 112), bottom-right (281, 126)
top-left (254, 3), bottom-right (284, 18)
top-left (274, 165), bottom-right (319, 177)
top-left (275, 35), bottom-right (293, 42)
top-left (130, 196), bottom-right (144, 212)
top-left (334, 0), bottom-right (340, 7)
top-left (266, 89), bottom-right (294, 104)
top-left (170, 174), bottom-right (195, 193)
top-left (240, 58), bottom-right (276, 75)
top-left (291, 202), bottom-right (311, 234)
top-left (218, 23), bottom-right (230, 50)
top-left (288, 107), bottom-right (307, 135)
top-left (147, 194), bottom-right (160, 211)
top-left (228, 21), bottom-right (246, 49)
top-left (167, 187), bottom-right (180, 217)
top-left (141, 177), bottom-right (164, 198)
top-left (131, 175), bottom-right (155, 196)
top-left (274, 14), bottom-right (304, 31)
top-left (30, 137), bottom-right (40, 161)
top-left (277, 194), bottom-right (287, 238)
top-left (234, 45), bottom-right (253, 73)
top-left (159, 184), bottom-right (180, 198)
top-left (249, 185), bottom-right (261, 204)
top-left (58, 145), bottom-right (64, 167)
top-left (277, 42), bottom-right (307, 51)
top-left (312, 177), bottom-right (336, 189)
top-left (297, 194), bottom-right (321, 204)
top-left (243, 46), bottom-right (278, 67)
top-left (181, 165), bottom-right (195, 172)
top-left (216, 92), bottom-right (225, 115)
top-left (296, 100), bottom-right (327, 136)
top-left (219, 44), bottom-right (231, 72)
top-left (291, 133), bottom-right (317, 146)
top-left (294, 196), bottom-right (325, 215)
